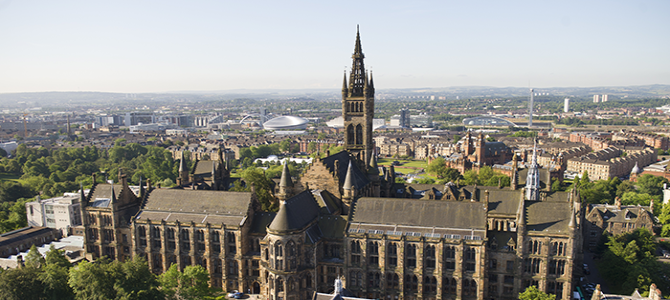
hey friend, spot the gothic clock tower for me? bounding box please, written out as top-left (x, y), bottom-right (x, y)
top-left (342, 27), bottom-right (375, 167)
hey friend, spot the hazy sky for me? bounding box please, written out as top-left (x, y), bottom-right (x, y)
top-left (1, 0), bottom-right (668, 93)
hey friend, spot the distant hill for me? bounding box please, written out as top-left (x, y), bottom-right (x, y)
top-left (1, 85), bottom-right (668, 109)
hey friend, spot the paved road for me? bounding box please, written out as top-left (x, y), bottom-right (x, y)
top-left (582, 251), bottom-right (609, 295)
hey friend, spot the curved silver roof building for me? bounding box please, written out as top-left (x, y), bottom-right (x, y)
top-left (263, 116), bottom-right (309, 130)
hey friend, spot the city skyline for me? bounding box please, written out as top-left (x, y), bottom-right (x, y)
top-left (0, 0), bottom-right (668, 94)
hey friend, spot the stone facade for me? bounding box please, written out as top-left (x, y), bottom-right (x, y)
top-left (79, 29), bottom-right (584, 300)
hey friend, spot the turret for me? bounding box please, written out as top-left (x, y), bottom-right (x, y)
top-left (342, 161), bottom-right (355, 213)
top-left (525, 139), bottom-right (540, 201)
top-left (342, 71), bottom-right (348, 97)
top-left (179, 151), bottom-right (189, 185)
top-left (511, 153), bottom-right (518, 190)
top-left (277, 160), bottom-right (294, 201)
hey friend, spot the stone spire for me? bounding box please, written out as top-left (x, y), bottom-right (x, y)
top-left (511, 153), bottom-right (519, 190)
top-left (179, 151), bottom-right (189, 185)
top-left (280, 160), bottom-right (294, 188)
top-left (525, 139), bottom-right (540, 201)
top-left (343, 161), bottom-right (354, 191)
top-left (342, 161), bottom-right (355, 212)
top-left (348, 25), bottom-right (367, 97)
top-left (341, 71), bottom-right (348, 97)
top-left (277, 160), bottom-right (294, 201)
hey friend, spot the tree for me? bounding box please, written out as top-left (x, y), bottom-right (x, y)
top-left (114, 256), bottom-right (162, 300)
top-left (159, 264), bottom-right (212, 300)
top-left (518, 285), bottom-right (555, 300)
top-left (39, 245), bottom-right (74, 300)
top-left (426, 157), bottom-right (447, 178)
top-left (580, 171), bottom-right (590, 187)
top-left (636, 174), bottom-right (669, 198)
top-left (68, 258), bottom-right (121, 300)
top-left (442, 168), bottom-right (462, 183)
top-left (25, 244), bottom-right (45, 269)
top-left (0, 265), bottom-right (45, 300)
top-left (551, 178), bottom-right (562, 192)
top-left (279, 139), bottom-right (291, 153)
top-left (307, 142), bottom-right (317, 153)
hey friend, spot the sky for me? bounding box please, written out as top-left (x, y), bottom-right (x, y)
top-left (0, 0), bottom-right (669, 93)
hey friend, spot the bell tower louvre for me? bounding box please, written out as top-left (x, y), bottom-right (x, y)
top-left (342, 26), bottom-right (375, 167)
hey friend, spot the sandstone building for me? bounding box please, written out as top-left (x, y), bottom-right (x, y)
top-left (79, 29), bottom-right (584, 300)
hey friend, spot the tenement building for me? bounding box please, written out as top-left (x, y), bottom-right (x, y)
top-left (80, 29), bottom-right (583, 300)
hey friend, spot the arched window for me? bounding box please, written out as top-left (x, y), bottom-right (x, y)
top-left (423, 276), bottom-right (437, 294)
top-left (404, 274), bottom-right (418, 292)
top-left (347, 125), bottom-right (355, 145)
top-left (425, 245), bottom-right (435, 269)
top-left (287, 241), bottom-right (296, 270)
top-left (406, 244), bottom-right (416, 268)
top-left (367, 272), bottom-right (381, 288)
top-left (386, 273), bottom-right (399, 289)
top-left (387, 243), bottom-right (397, 267)
top-left (355, 124), bottom-right (363, 145)
top-left (368, 242), bottom-right (379, 266)
top-left (350, 241), bottom-right (361, 265)
top-left (463, 279), bottom-right (477, 296)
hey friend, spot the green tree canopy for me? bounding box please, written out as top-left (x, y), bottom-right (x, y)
top-left (518, 285), bottom-right (555, 300)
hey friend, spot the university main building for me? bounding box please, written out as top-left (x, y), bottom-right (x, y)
top-left (80, 30), bottom-right (583, 300)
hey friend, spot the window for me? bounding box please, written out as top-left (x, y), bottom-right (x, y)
top-left (227, 260), bottom-right (238, 275)
top-left (227, 232), bottom-right (237, 254)
top-left (387, 243), bottom-right (397, 267)
top-left (274, 242), bottom-right (283, 271)
top-left (152, 226), bottom-right (161, 239)
top-left (529, 240), bottom-right (542, 255)
top-left (490, 259), bottom-right (497, 270)
top-left (367, 272), bottom-right (381, 288)
top-left (524, 258), bottom-right (541, 274)
top-left (504, 275), bottom-right (514, 284)
top-left (406, 244), bottom-right (416, 268)
top-left (443, 277), bottom-right (457, 295)
top-left (506, 260), bottom-right (514, 272)
top-left (549, 260), bottom-right (566, 276)
top-left (445, 245), bottom-right (455, 259)
top-left (368, 242), bottom-right (379, 266)
top-left (196, 230), bottom-right (205, 252)
top-left (349, 271), bottom-right (363, 288)
top-left (465, 247), bottom-right (476, 271)
top-left (423, 276), bottom-right (437, 294)
top-left (386, 273), bottom-right (399, 289)
top-left (551, 242), bottom-right (566, 256)
top-left (404, 275), bottom-right (418, 292)
top-left (463, 279), bottom-right (477, 297)
top-left (425, 245), bottom-right (435, 269)
top-left (350, 241), bottom-right (361, 265)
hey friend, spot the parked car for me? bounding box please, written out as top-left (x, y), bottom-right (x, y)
top-left (227, 290), bottom-right (239, 298)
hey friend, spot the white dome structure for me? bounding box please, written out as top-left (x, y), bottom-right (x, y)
top-left (263, 116), bottom-right (308, 130)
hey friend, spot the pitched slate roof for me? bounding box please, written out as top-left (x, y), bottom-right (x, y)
top-left (88, 184), bottom-right (119, 207)
top-left (322, 151), bottom-right (370, 190)
top-left (525, 201), bottom-right (572, 234)
top-left (250, 212), bottom-right (276, 235)
top-left (351, 197), bottom-right (487, 230)
top-left (486, 189), bottom-right (522, 215)
top-left (268, 190), bottom-right (321, 233)
top-left (589, 204), bottom-right (654, 223)
top-left (136, 189), bottom-right (253, 226)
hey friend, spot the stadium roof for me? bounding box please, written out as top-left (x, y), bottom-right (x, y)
top-left (263, 116), bottom-right (308, 130)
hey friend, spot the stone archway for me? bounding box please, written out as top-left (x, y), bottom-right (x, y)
top-left (253, 281), bottom-right (261, 294)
